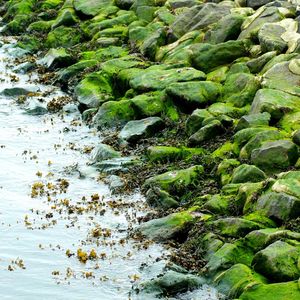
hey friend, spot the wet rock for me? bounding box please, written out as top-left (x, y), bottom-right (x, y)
top-left (13, 61), bottom-right (36, 74)
top-left (258, 22), bottom-right (287, 53)
top-left (191, 40), bottom-right (249, 73)
top-left (292, 129), bottom-right (300, 146)
top-left (221, 72), bottom-right (260, 108)
top-left (137, 211), bottom-right (195, 242)
top-left (73, 0), bottom-right (114, 17)
top-left (215, 264), bottom-right (267, 299)
top-left (143, 165), bottom-right (204, 195)
top-left (45, 26), bottom-right (81, 48)
top-left (251, 140), bottom-right (298, 172)
top-left (91, 143), bottom-right (121, 163)
top-left (52, 8), bottom-right (78, 29)
top-left (129, 67), bottom-right (206, 92)
top-left (171, 2), bottom-right (232, 38)
top-left (93, 99), bottom-right (137, 129)
top-left (256, 192), bottom-right (300, 222)
top-left (185, 109), bottom-right (213, 136)
top-left (138, 270), bottom-right (204, 297)
top-left (119, 117), bottom-right (164, 143)
top-left (202, 194), bottom-right (235, 215)
top-left (107, 175), bottom-right (125, 193)
top-left (75, 72), bottom-right (114, 109)
top-left (188, 120), bottom-right (224, 146)
top-left (25, 100), bottom-right (48, 115)
top-left (95, 156), bottom-right (140, 173)
top-left (246, 51), bottom-right (277, 74)
top-left (250, 89), bottom-right (300, 121)
top-left (0, 86), bottom-right (39, 97)
top-left (38, 48), bottom-right (74, 70)
top-left (147, 146), bottom-right (205, 163)
top-left (231, 164), bottom-right (266, 184)
top-left (252, 240), bottom-right (300, 282)
top-left (239, 281), bottom-right (300, 300)
top-left (166, 81), bottom-right (222, 112)
top-left (210, 217), bottom-right (263, 238)
top-left (146, 187), bottom-right (179, 209)
top-left (204, 14), bottom-right (245, 45)
top-left (235, 112), bottom-right (271, 131)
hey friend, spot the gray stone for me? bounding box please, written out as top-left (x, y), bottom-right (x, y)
top-left (119, 117), bottom-right (164, 143)
top-left (90, 143), bottom-right (121, 163)
top-left (235, 112), bottom-right (271, 131)
top-left (185, 109), bottom-right (213, 136)
top-left (146, 187), bottom-right (179, 209)
top-left (246, 51), bottom-right (277, 74)
top-left (95, 156), bottom-right (140, 174)
top-left (1, 86), bottom-right (40, 97)
top-left (38, 48), bottom-right (74, 70)
top-left (231, 164), bottom-right (267, 183)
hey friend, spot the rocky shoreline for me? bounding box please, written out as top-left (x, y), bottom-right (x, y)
top-left (2, 0), bottom-right (300, 298)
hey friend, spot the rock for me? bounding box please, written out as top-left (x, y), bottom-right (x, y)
top-left (131, 91), bottom-right (165, 117)
top-left (171, 2), bottom-right (232, 38)
top-left (137, 211), bottom-right (195, 242)
top-left (258, 22), bottom-right (287, 53)
top-left (292, 129), bottom-right (300, 146)
top-left (139, 270), bottom-right (204, 297)
top-left (250, 89), bottom-right (300, 121)
top-left (143, 165), bottom-right (204, 195)
top-left (217, 159), bottom-right (241, 186)
top-left (215, 264), bottom-right (267, 299)
top-left (204, 14), bottom-right (244, 45)
top-left (246, 51), bottom-right (277, 74)
top-left (95, 156), bottom-right (140, 174)
top-left (52, 8), bottom-right (78, 29)
top-left (45, 26), bottom-right (81, 48)
top-left (0, 86), bottom-right (39, 97)
top-left (235, 112), bottom-right (271, 131)
top-left (240, 281), bottom-right (300, 300)
top-left (246, 0), bottom-right (272, 9)
top-left (25, 100), bottom-right (48, 115)
top-left (251, 140), bottom-right (298, 172)
top-left (202, 194), bottom-right (235, 215)
top-left (231, 164), bottom-right (266, 184)
top-left (119, 117), bottom-right (164, 143)
top-left (205, 241), bottom-right (254, 273)
top-left (38, 48), bottom-right (74, 70)
top-left (93, 100), bottom-right (137, 129)
top-left (90, 143), bottom-right (121, 163)
top-left (73, 0), bottom-right (114, 17)
top-left (252, 241), bottom-right (300, 282)
top-left (271, 171), bottom-right (300, 199)
top-left (107, 175), bottom-right (125, 193)
top-left (191, 40), bottom-right (249, 73)
top-left (210, 217), bottom-right (263, 238)
top-left (166, 81), bottom-right (222, 112)
top-left (256, 192), bottom-right (300, 222)
top-left (208, 102), bottom-right (249, 118)
top-left (129, 67), bottom-right (206, 92)
top-left (206, 66), bottom-right (229, 83)
top-left (188, 120), bottom-right (224, 146)
top-left (221, 73), bottom-right (260, 108)
top-left (145, 187), bottom-right (179, 209)
top-left (185, 109), bottom-right (213, 135)
top-left (245, 228), bottom-right (300, 252)
top-left (147, 146), bottom-right (205, 163)
top-left (13, 61), bottom-right (36, 74)
top-left (262, 60), bottom-right (300, 97)
top-left (57, 60), bottom-right (98, 83)
top-left (75, 72), bottom-right (114, 109)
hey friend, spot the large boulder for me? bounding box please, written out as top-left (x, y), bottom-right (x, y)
top-left (73, 0), bottom-right (114, 17)
top-left (235, 112), bottom-right (271, 131)
top-left (252, 240), bottom-right (300, 282)
top-left (38, 48), bottom-right (74, 70)
top-left (231, 164), bottom-right (266, 184)
top-left (191, 40), bottom-right (249, 73)
top-left (256, 192), bottom-right (300, 222)
top-left (251, 140), bottom-right (298, 172)
top-left (166, 81), bottom-right (222, 112)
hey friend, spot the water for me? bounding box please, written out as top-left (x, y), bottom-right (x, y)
top-left (0, 38), bottom-right (222, 299)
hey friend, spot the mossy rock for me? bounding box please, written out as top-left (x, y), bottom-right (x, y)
top-left (217, 159), bottom-right (241, 186)
top-left (185, 109), bottom-right (213, 136)
top-left (73, 0), bottom-right (115, 17)
top-left (252, 240), bottom-right (300, 282)
top-left (93, 99), bottom-right (137, 129)
top-left (137, 211), bottom-right (195, 242)
top-left (231, 164), bottom-right (266, 184)
top-left (191, 40), bottom-right (249, 73)
top-left (143, 165), bottom-right (204, 195)
top-left (208, 102), bottom-right (249, 118)
top-left (235, 112), bottom-right (271, 131)
top-left (28, 20), bottom-right (55, 33)
top-left (75, 72), bottom-right (114, 109)
top-left (145, 188), bottom-right (179, 209)
top-left (214, 264), bottom-right (267, 298)
top-left (239, 281), bottom-right (300, 300)
top-left (52, 8), bottom-right (79, 29)
top-left (46, 26), bottom-right (82, 48)
top-left (221, 73), bottom-right (260, 108)
top-left (166, 81), bottom-right (222, 112)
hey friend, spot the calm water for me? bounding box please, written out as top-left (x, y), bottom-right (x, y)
top-left (0, 38), bottom-right (222, 300)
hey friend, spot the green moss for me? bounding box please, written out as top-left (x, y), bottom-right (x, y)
top-left (46, 26), bottom-right (82, 48)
